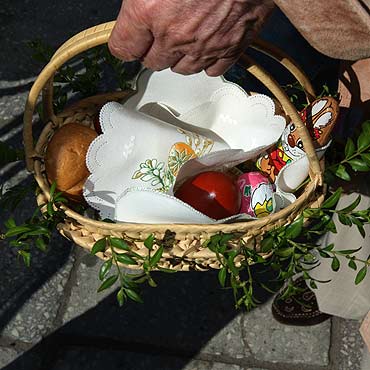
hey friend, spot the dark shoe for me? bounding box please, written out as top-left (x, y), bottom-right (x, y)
top-left (271, 277), bottom-right (331, 326)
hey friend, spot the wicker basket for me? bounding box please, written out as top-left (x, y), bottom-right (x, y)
top-left (23, 22), bottom-right (325, 271)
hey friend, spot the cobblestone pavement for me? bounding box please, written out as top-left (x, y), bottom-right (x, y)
top-left (0, 1), bottom-right (366, 369)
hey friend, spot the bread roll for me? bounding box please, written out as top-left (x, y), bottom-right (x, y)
top-left (45, 123), bottom-right (97, 202)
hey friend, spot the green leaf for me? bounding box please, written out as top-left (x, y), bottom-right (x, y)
top-left (18, 250), bottom-right (31, 267)
top-left (344, 138), bottom-right (355, 158)
top-left (218, 267), bottom-right (227, 287)
top-left (285, 215), bottom-right (303, 239)
top-left (338, 195), bottom-right (361, 213)
top-left (362, 120), bottom-right (370, 135)
top-left (338, 213), bottom-right (352, 226)
top-left (261, 236), bottom-right (274, 253)
top-left (336, 247), bottom-right (362, 255)
top-left (91, 238), bottom-right (107, 255)
top-left (227, 253), bottom-right (239, 276)
top-left (303, 253), bottom-right (315, 262)
top-left (144, 234), bottom-right (155, 250)
top-left (99, 258), bottom-right (113, 281)
top-left (326, 220), bottom-right (337, 233)
top-left (49, 181), bottom-right (57, 199)
top-left (9, 240), bottom-right (29, 248)
top-left (148, 276), bottom-right (157, 287)
top-left (125, 288), bottom-right (143, 303)
top-left (150, 246), bottom-right (163, 267)
top-left (5, 226), bottom-right (32, 238)
top-left (219, 233), bottom-right (235, 245)
top-left (309, 280), bottom-right (318, 289)
top-left (352, 218), bottom-right (366, 238)
top-left (319, 250), bottom-right (331, 258)
top-left (4, 218), bottom-right (16, 229)
top-left (322, 188), bottom-right (342, 209)
top-left (23, 227), bottom-right (50, 237)
top-left (35, 237), bottom-right (47, 252)
top-left (348, 259), bottom-right (357, 271)
top-left (116, 253), bottom-right (138, 265)
top-left (116, 288), bottom-right (126, 307)
top-left (355, 265), bottom-right (367, 285)
top-left (47, 202), bottom-right (53, 217)
top-left (323, 243), bottom-right (334, 252)
top-left (276, 247), bottom-right (294, 258)
top-left (110, 237), bottom-right (130, 251)
top-left (331, 256), bottom-right (340, 272)
top-left (357, 132), bottom-right (370, 151)
top-left (361, 154), bottom-right (370, 167)
top-left (334, 165), bottom-right (351, 181)
top-left (158, 267), bottom-right (177, 273)
top-left (348, 159), bottom-right (370, 172)
top-left (303, 208), bottom-right (322, 218)
top-left (97, 275), bottom-right (118, 292)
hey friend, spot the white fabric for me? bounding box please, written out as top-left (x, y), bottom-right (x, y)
top-left (84, 69), bottom-right (286, 223)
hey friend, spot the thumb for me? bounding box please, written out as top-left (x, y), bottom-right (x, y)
top-left (108, 4), bottom-right (153, 61)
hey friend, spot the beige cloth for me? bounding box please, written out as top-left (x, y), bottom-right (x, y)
top-left (274, 0), bottom-right (370, 60)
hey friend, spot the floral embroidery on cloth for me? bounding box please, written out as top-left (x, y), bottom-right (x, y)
top-left (132, 128), bottom-right (214, 192)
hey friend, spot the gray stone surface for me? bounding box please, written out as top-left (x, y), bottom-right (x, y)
top-left (184, 361), bottom-right (241, 370)
top-left (62, 249), bottom-right (121, 324)
top-left (242, 300), bottom-right (331, 366)
top-left (0, 345), bottom-right (43, 370)
top-left (58, 269), bottom-right (248, 358)
top-left (1, 251), bottom-right (75, 343)
top-left (334, 318), bottom-right (363, 370)
top-left (0, 0), bottom-right (122, 82)
top-left (0, 347), bottom-right (18, 368)
top-left (49, 349), bottom-right (242, 370)
top-left (201, 314), bottom-right (250, 359)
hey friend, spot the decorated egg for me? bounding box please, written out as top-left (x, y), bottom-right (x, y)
top-left (256, 96), bottom-right (339, 183)
top-left (237, 172), bottom-right (274, 218)
top-left (174, 171), bottom-right (241, 220)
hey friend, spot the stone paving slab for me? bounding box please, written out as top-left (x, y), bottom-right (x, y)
top-left (59, 263), bottom-right (250, 359)
top-left (0, 345), bottom-right (43, 370)
top-left (334, 318), bottom-right (364, 370)
top-left (1, 250), bottom-right (74, 343)
top-left (0, 0), bottom-right (122, 82)
top-left (0, 347), bottom-right (18, 368)
top-left (242, 300), bottom-right (331, 366)
top-left (61, 249), bottom-right (118, 325)
top-left (0, 172), bottom-right (75, 344)
top-left (49, 348), bottom-right (244, 370)
top-left (62, 250), bottom-right (251, 359)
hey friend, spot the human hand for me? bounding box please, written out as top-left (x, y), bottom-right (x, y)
top-left (108, 0), bottom-right (274, 76)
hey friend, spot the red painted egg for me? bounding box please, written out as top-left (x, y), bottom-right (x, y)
top-left (174, 171), bottom-right (241, 220)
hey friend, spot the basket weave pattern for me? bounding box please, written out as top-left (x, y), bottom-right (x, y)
top-left (24, 22), bottom-right (325, 271)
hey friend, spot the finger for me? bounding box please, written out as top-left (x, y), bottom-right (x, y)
top-left (205, 56), bottom-right (238, 77)
top-left (142, 41), bottom-right (183, 71)
top-left (108, 9), bottom-right (154, 61)
top-left (171, 55), bottom-right (215, 75)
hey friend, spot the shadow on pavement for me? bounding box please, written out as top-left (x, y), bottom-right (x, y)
top-left (2, 265), bottom-right (281, 370)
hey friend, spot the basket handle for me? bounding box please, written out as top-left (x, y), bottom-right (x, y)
top-left (23, 21), bottom-right (322, 186)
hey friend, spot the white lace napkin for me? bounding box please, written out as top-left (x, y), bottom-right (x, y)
top-left (83, 69), bottom-right (286, 223)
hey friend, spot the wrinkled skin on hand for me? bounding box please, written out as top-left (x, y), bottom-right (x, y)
top-left (108, 0), bottom-right (274, 76)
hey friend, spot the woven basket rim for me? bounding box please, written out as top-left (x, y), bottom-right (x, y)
top-left (32, 91), bottom-right (324, 236)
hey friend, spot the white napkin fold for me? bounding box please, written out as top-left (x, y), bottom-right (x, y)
top-left (83, 69), bottom-right (286, 223)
